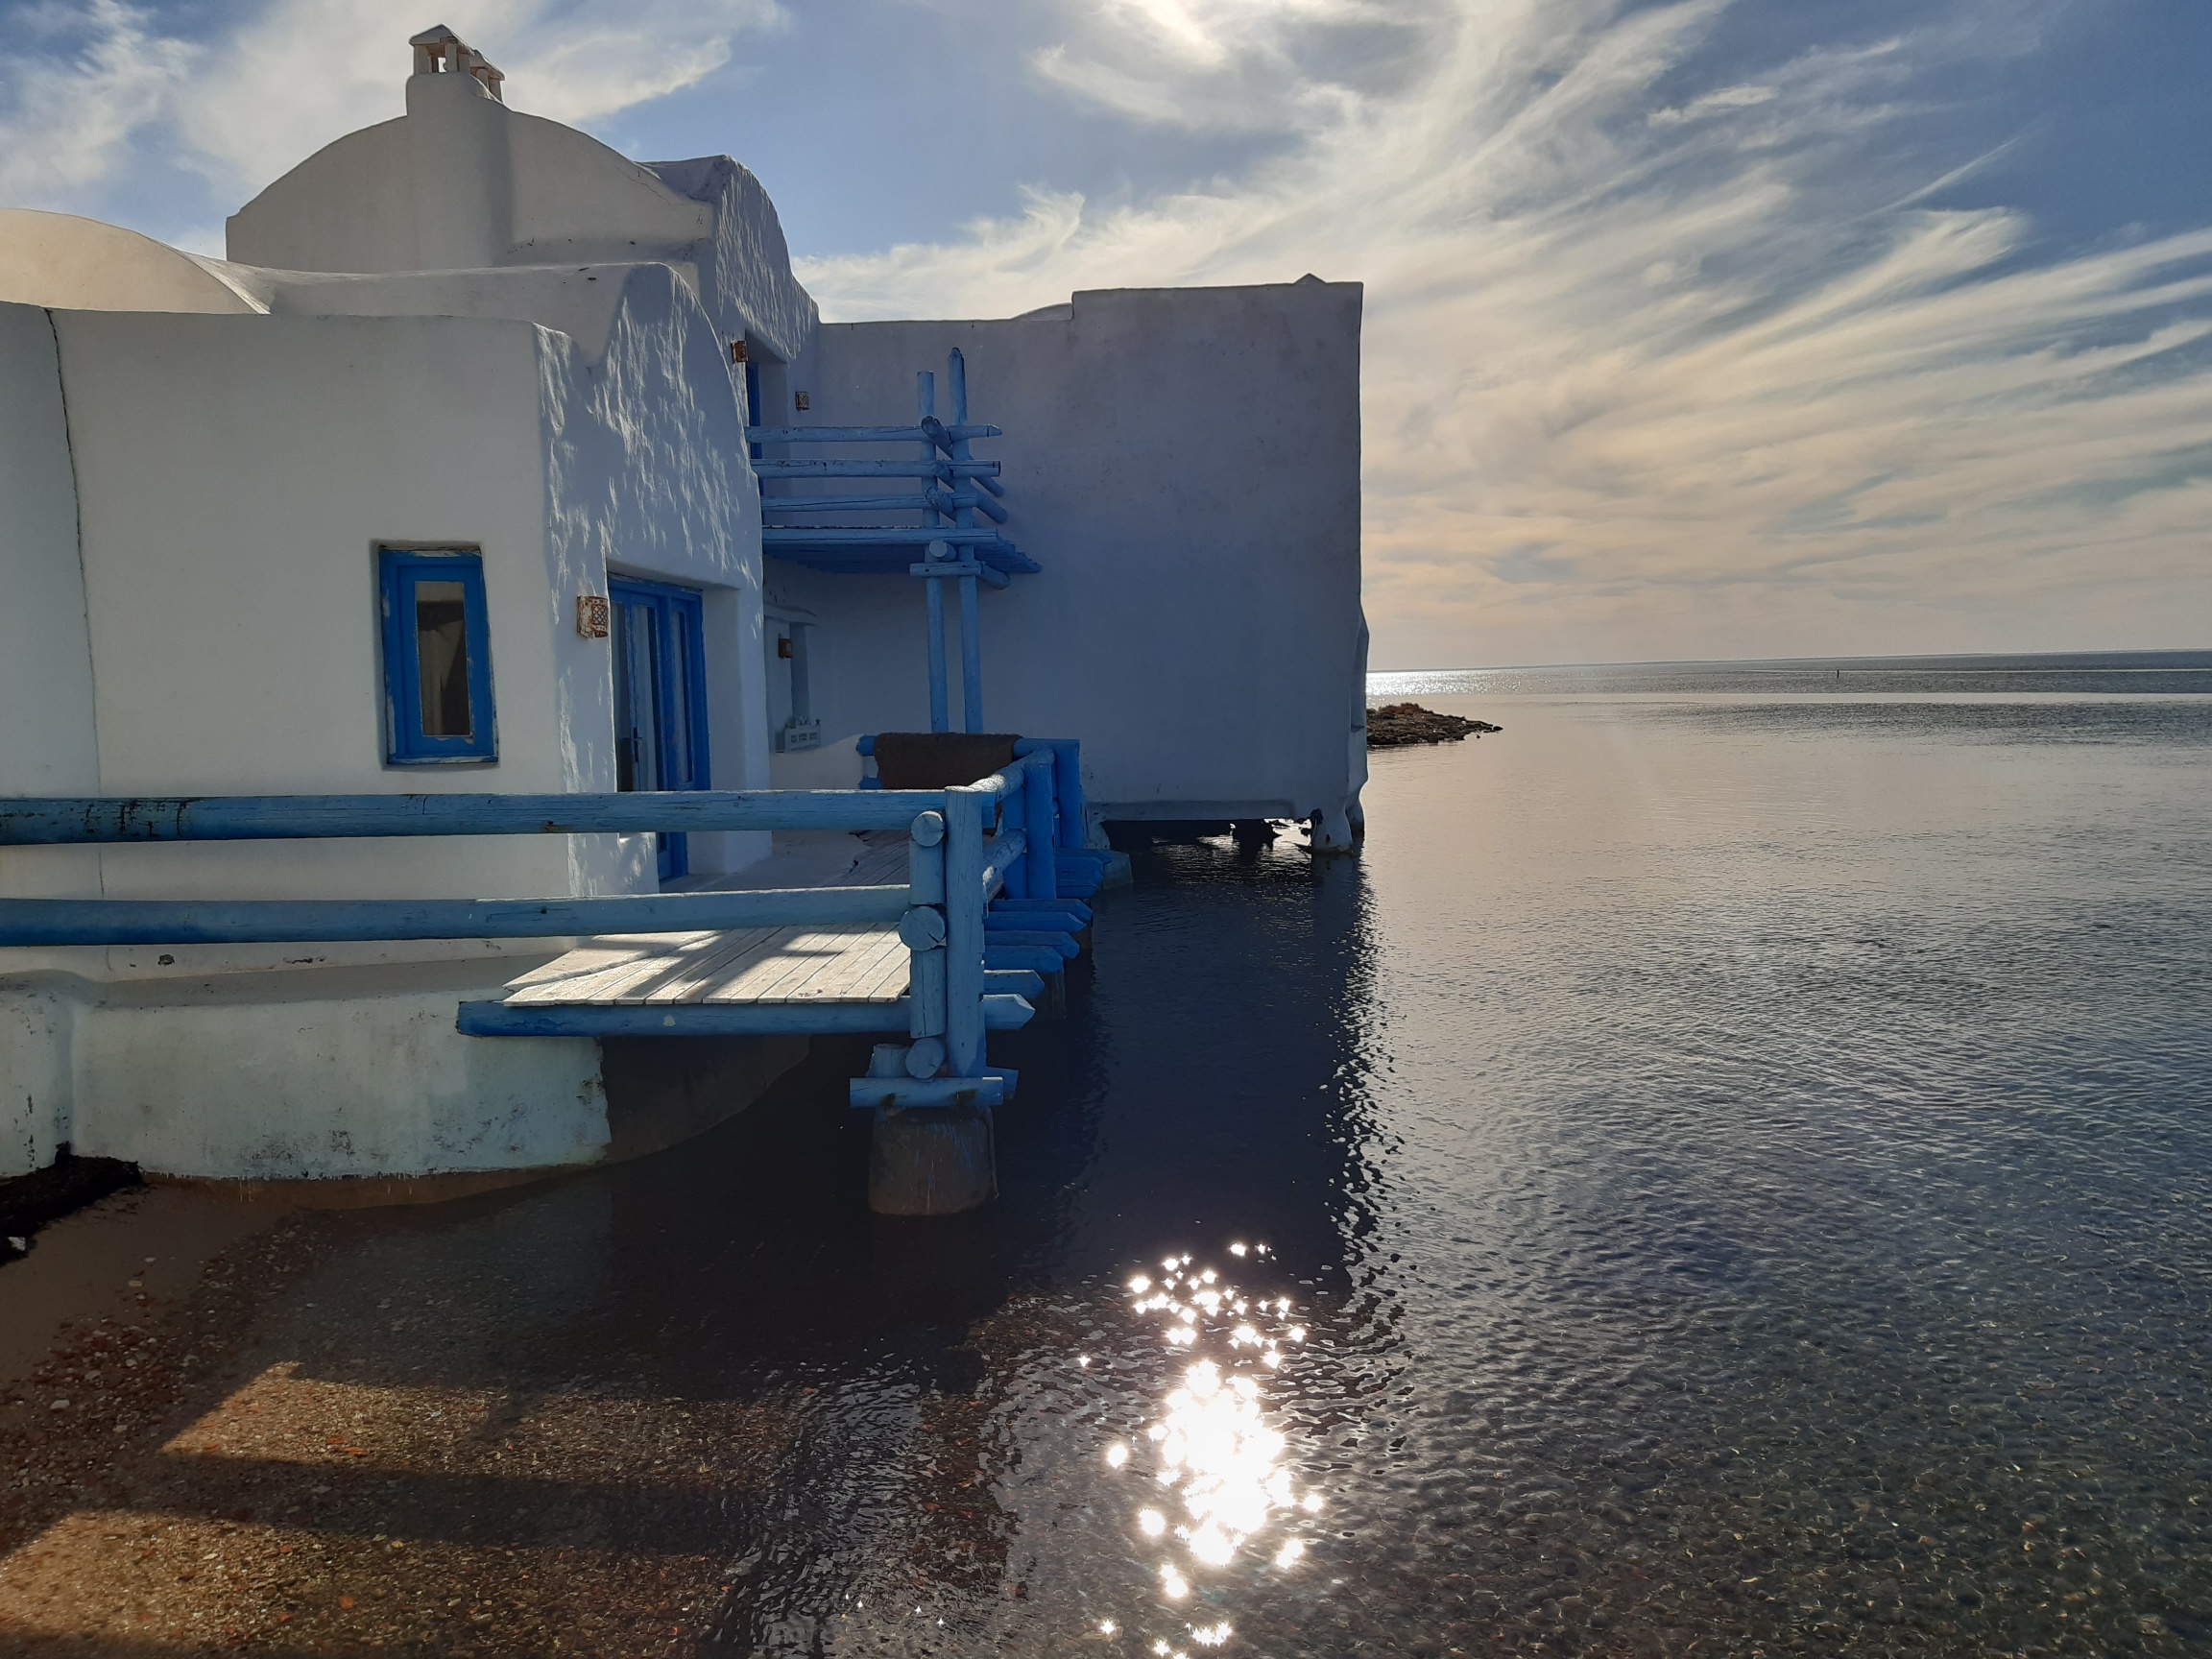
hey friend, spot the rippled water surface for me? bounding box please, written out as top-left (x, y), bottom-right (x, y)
top-left (312, 661), bottom-right (2212, 1654)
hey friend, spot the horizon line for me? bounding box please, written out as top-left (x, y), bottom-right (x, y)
top-left (1367, 647), bottom-right (2212, 675)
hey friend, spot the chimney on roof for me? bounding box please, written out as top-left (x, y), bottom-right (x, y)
top-left (406, 25), bottom-right (514, 268)
top-left (409, 25), bottom-right (504, 102)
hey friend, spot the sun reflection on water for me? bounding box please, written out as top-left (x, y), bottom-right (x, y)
top-left (1097, 1245), bottom-right (1319, 1651)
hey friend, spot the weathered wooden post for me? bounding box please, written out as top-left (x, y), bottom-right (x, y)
top-left (864, 788), bottom-right (995, 1214)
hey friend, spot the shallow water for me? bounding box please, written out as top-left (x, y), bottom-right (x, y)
top-left (101, 659), bottom-right (2212, 1656)
top-left (675, 659), bottom-right (2212, 1654)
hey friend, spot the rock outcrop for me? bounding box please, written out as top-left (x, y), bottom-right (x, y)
top-left (1366, 702), bottom-right (1503, 747)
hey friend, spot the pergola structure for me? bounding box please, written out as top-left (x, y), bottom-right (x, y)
top-left (754, 349), bottom-right (1039, 733)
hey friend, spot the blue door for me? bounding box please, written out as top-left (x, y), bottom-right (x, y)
top-left (610, 577), bottom-right (709, 881)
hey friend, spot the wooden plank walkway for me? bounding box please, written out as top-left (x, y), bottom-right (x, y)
top-left (499, 838), bottom-right (912, 1009)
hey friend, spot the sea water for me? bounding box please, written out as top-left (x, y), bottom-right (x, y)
top-left (289, 653), bottom-right (2212, 1654)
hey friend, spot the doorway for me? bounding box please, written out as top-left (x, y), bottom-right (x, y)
top-left (610, 576), bottom-right (709, 882)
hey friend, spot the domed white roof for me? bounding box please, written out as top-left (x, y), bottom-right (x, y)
top-left (0, 210), bottom-right (260, 315)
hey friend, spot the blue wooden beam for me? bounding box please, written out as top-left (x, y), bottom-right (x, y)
top-left (984, 944), bottom-right (1065, 974)
top-left (0, 885), bottom-right (910, 947)
top-left (985, 908), bottom-right (1086, 935)
top-left (906, 560), bottom-right (1010, 590)
top-left (847, 1073), bottom-right (1005, 1109)
top-left (463, 1000), bottom-right (910, 1037)
top-left (982, 928), bottom-right (1078, 958)
top-left (943, 789), bottom-right (991, 1076)
top-left (959, 572), bottom-right (983, 734)
top-left (926, 569), bottom-right (950, 732)
top-left (995, 896), bottom-right (1093, 924)
top-left (762, 527), bottom-right (1013, 547)
top-left (746, 423), bottom-right (1000, 445)
top-left (764, 546), bottom-right (1038, 576)
top-left (926, 487), bottom-right (1008, 524)
top-left (978, 828), bottom-right (1028, 897)
top-left (753, 460), bottom-right (1000, 480)
top-left (764, 493), bottom-right (934, 515)
top-left (458, 996), bottom-right (1036, 1039)
top-left (0, 791), bottom-right (947, 845)
top-left (761, 491), bottom-right (1005, 519)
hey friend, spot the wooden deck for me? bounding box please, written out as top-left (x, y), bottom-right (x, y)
top-left (498, 838), bottom-right (912, 1010)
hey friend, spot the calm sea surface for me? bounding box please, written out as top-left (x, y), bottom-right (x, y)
top-left (319, 653), bottom-right (2212, 1654)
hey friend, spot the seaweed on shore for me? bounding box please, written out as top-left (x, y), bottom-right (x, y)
top-left (0, 1152), bottom-right (143, 1262)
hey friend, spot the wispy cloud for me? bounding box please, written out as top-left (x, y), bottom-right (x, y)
top-left (804, 0), bottom-right (2212, 662)
top-left (1026, 0), bottom-right (1436, 132)
top-left (0, 0), bottom-right (784, 235)
top-left (5, 0), bottom-right (2205, 662)
top-left (0, 1), bottom-right (199, 205)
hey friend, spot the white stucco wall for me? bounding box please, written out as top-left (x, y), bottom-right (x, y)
top-left (642, 156), bottom-right (818, 367)
top-left (0, 303), bottom-right (101, 1171)
top-left (46, 309), bottom-right (587, 934)
top-left (252, 264), bottom-right (634, 361)
top-left (20, 282), bottom-right (764, 950)
top-left (780, 281), bottom-right (1366, 823)
top-left (0, 303), bottom-right (101, 847)
top-left (536, 262), bottom-right (772, 873)
top-left (0, 284), bottom-right (766, 1177)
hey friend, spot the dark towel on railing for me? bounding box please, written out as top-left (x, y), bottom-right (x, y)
top-left (873, 733), bottom-right (1021, 790)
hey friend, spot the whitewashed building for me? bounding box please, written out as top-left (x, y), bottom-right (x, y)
top-left (0, 28), bottom-right (1365, 1186)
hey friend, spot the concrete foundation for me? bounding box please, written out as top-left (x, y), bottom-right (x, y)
top-left (0, 960), bottom-right (810, 1187)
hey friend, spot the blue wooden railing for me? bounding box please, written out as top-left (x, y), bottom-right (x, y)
top-left (751, 349), bottom-right (1036, 735)
top-left (0, 743), bottom-right (1111, 1110)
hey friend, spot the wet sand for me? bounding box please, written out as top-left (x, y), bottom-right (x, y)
top-left (0, 1184), bottom-right (782, 1656)
top-left (0, 1057), bottom-right (1041, 1658)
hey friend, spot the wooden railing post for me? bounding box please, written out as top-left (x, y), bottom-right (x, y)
top-left (999, 760), bottom-right (1026, 898)
top-left (1022, 753), bottom-right (1058, 901)
top-left (943, 784), bottom-right (988, 1077)
top-left (904, 809), bottom-right (948, 1046)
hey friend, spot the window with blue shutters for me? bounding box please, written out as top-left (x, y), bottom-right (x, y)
top-left (379, 548), bottom-right (496, 764)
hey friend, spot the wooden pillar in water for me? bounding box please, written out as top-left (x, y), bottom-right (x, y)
top-left (865, 1049), bottom-right (994, 1214)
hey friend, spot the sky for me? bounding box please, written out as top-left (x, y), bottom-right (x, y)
top-left (4, 0), bottom-right (2210, 668)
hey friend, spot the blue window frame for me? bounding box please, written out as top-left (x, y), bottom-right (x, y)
top-left (379, 548), bottom-right (496, 764)
top-left (610, 576), bottom-right (710, 880)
